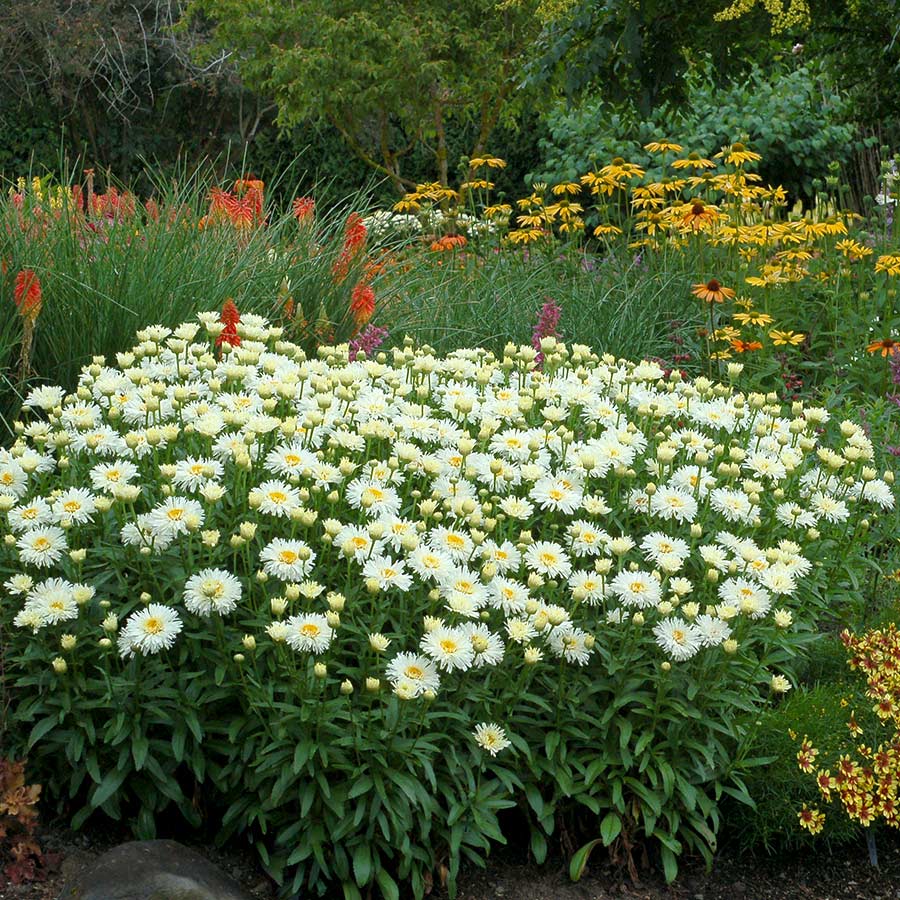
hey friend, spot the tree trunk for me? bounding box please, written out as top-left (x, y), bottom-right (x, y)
top-left (434, 100), bottom-right (448, 187)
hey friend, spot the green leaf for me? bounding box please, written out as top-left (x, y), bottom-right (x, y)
top-left (600, 812), bottom-right (621, 846)
top-left (569, 838), bottom-right (602, 882)
top-left (375, 869), bottom-right (400, 900)
top-left (352, 843), bottom-right (371, 887)
top-left (28, 715), bottom-right (59, 749)
top-left (91, 767), bottom-right (129, 809)
top-left (660, 845), bottom-right (679, 884)
top-left (530, 829), bottom-right (548, 864)
top-left (132, 733), bottom-right (149, 771)
top-left (524, 783), bottom-right (544, 817)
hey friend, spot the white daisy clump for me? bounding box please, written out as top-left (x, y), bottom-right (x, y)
top-left (2, 314), bottom-right (893, 718)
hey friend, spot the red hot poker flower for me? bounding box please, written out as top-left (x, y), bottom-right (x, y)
top-left (14, 270), bottom-right (42, 322)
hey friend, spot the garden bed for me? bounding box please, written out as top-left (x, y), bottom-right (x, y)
top-left (3, 825), bottom-right (899, 900)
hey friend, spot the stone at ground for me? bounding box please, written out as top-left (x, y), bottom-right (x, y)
top-left (55, 840), bottom-right (254, 900)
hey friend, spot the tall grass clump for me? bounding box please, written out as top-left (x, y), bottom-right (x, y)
top-left (0, 165), bottom-right (388, 400)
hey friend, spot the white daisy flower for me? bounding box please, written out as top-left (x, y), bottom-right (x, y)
top-left (650, 487), bottom-right (698, 524)
top-left (362, 555), bottom-right (413, 592)
top-left (420, 625), bottom-right (475, 672)
top-left (547, 623), bottom-right (592, 665)
top-left (653, 617), bottom-right (702, 661)
top-left (408, 545), bottom-right (455, 582)
top-left (183, 568), bottom-right (242, 616)
top-left (255, 480), bottom-right (302, 517)
top-left (385, 652), bottom-right (441, 696)
top-left (346, 478), bottom-right (401, 517)
top-left (119, 604), bottom-right (183, 657)
top-left (7, 498), bottom-right (53, 533)
top-left (51, 488), bottom-right (97, 525)
top-left (694, 614), bottom-right (732, 646)
top-left (498, 496), bottom-right (534, 519)
top-left (462, 623), bottom-right (505, 667)
top-left (17, 526), bottom-right (67, 568)
top-left (523, 541), bottom-right (572, 579)
top-left (608, 569), bottom-right (661, 609)
top-left (89, 460), bottom-right (140, 493)
top-left (285, 613), bottom-right (333, 654)
top-left (472, 722), bottom-right (511, 756)
top-left (259, 538), bottom-right (316, 581)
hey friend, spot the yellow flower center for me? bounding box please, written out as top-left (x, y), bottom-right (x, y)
top-left (33, 538), bottom-right (51, 551)
top-left (278, 550), bottom-right (298, 564)
top-left (405, 665), bottom-right (424, 679)
top-left (300, 623), bottom-right (320, 638)
top-left (144, 617), bottom-right (163, 635)
top-left (167, 508), bottom-right (185, 520)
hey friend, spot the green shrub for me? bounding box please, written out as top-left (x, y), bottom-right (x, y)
top-left (534, 59), bottom-right (862, 200)
top-left (1, 316), bottom-right (894, 895)
top-left (726, 680), bottom-right (865, 853)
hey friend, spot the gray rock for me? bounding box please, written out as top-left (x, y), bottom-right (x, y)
top-left (57, 839), bottom-right (254, 900)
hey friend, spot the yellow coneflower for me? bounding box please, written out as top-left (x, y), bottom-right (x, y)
top-left (734, 296), bottom-right (755, 310)
top-left (835, 239), bottom-right (873, 260)
top-left (545, 200), bottom-right (584, 220)
top-left (580, 172), bottom-right (620, 197)
top-left (558, 218), bottom-right (585, 234)
top-left (714, 326), bottom-right (741, 342)
top-left (709, 349), bottom-right (733, 360)
top-left (599, 158), bottom-right (645, 179)
top-left (517, 213), bottom-right (547, 228)
top-left (593, 223), bottom-right (623, 237)
top-left (691, 279), bottom-right (735, 303)
top-left (551, 182), bottom-right (582, 197)
top-left (393, 198), bottom-right (421, 213)
top-left (634, 211), bottom-right (668, 235)
top-left (875, 254), bottom-right (900, 276)
top-left (680, 199), bottom-right (720, 230)
top-left (659, 177), bottom-right (689, 194)
top-left (644, 140), bottom-right (683, 154)
top-left (507, 228), bottom-right (544, 245)
top-left (733, 311), bottom-right (774, 327)
top-left (672, 152), bottom-right (716, 170)
top-left (717, 141), bottom-right (762, 167)
top-left (483, 204), bottom-right (512, 220)
top-left (460, 180), bottom-right (494, 191)
top-left (769, 330), bottom-right (806, 346)
top-left (469, 156), bottom-right (506, 170)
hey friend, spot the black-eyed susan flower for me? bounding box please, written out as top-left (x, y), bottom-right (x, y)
top-left (671, 152), bottom-right (716, 170)
top-left (876, 254), bottom-right (900, 276)
top-left (733, 311), bottom-right (774, 327)
top-left (867, 338), bottom-right (900, 356)
top-left (769, 329), bottom-right (806, 346)
top-left (644, 140), bottom-right (683, 154)
top-left (692, 279), bottom-right (735, 303)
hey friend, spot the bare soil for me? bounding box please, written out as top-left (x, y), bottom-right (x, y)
top-left (2, 824), bottom-right (899, 900)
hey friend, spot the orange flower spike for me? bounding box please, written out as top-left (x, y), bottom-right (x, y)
top-left (349, 283), bottom-right (375, 327)
top-left (13, 269), bottom-right (42, 322)
top-left (217, 298), bottom-right (241, 349)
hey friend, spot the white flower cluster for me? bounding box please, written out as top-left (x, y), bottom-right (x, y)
top-left (1, 316), bottom-right (893, 703)
top-left (361, 211), bottom-right (423, 241)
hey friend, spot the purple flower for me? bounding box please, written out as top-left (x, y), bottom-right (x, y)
top-left (532, 299), bottom-right (562, 368)
top-left (349, 324), bottom-right (389, 361)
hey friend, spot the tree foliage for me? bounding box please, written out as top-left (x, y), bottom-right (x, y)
top-left (186, 0), bottom-right (545, 189)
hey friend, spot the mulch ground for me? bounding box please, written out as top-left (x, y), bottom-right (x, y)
top-left (2, 823), bottom-right (899, 900)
